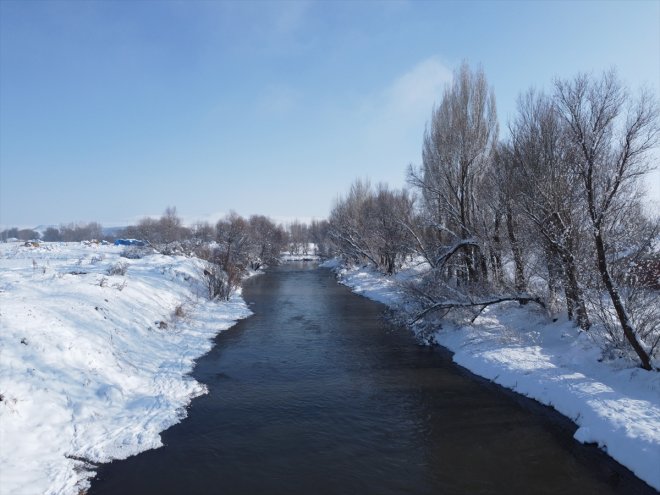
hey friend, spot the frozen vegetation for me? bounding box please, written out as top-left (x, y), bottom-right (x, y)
top-left (325, 259), bottom-right (660, 491)
top-left (0, 242), bottom-right (251, 495)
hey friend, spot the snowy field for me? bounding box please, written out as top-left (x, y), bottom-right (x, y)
top-left (0, 242), bottom-right (251, 495)
top-left (325, 260), bottom-right (660, 491)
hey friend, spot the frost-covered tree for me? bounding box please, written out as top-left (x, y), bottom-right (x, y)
top-left (215, 212), bottom-right (251, 269)
top-left (191, 221), bottom-right (215, 245)
top-left (555, 70), bottom-right (660, 369)
top-left (288, 221), bottom-right (310, 255)
top-left (408, 62), bottom-right (498, 284)
top-left (309, 219), bottom-right (332, 258)
top-left (159, 206), bottom-right (184, 244)
top-left (492, 144), bottom-right (526, 293)
top-left (248, 215), bottom-right (287, 268)
top-left (329, 180), bottom-right (414, 274)
top-left (506, 90), bottom-right (590, 329)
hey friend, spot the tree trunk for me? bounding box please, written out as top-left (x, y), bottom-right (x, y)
top-left (506, 204), bottom-right (526, 292)
top-left (544, 242), bottom-right (562, 313)
top-left (491, 214), bottom-right (504, 286)
top-left (559, 250), bottom-right (590, 330)
top-left (594, 230), bottom-right (652, 370)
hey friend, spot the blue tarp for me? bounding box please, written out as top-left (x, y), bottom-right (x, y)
top-left (114, 239), bottom-right (146, 247)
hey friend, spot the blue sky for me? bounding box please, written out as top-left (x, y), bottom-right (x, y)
top-left (1, 0), bottom-right (659, 228)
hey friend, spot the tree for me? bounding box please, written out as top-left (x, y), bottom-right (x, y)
top-left (191, 221), bottom-right (215, 245)
top-left (367, 184), bottom-right (415, 274)
top-left (59, 222), bottom-right (102, 241)
top-left (215, 212), bottom-right (250, 269)
top-left (555, 70), bottom-right (659, 369)
top-left (134, 217), bottom-right (161, 244)
top-left (329, 180), bottom-right (414, 274)
top-left (288, 220), bottom-right (309, 255)
top-left (159, 206), bottom-right (184, 244)
top-left (1, 228), bottom-right (20, 241)
top-left (408, 62), bottom-right (498, 284)
top-left (42, 227), bottom-right (62, 242)
top-left (506, 90), bottom-right (590, 329)
top-left (492, 144), bottom-right (526, 293)
top-left (248, 215), bottom-right (286, 268)
top-left (309, 219), bottom-right (332, 257)
top-left (17, 228), bottom-right (40, 241)
top-left (329, 179), bottom-right (380, 267)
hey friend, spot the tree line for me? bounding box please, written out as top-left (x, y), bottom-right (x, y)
top-left (1, 222), bottom-right (104, 242)
top-left (328, 64), bottom-right (659, 370)
top-left (2, 209), bottom-right (331, 303)
top-left (119, 208), bottom-right (332, 301)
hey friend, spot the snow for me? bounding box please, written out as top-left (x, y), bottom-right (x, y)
top-left (281, 243), bottom-right (322, 262)
top-left (0, 242), bottom-right (251, 495)
top-left (329, 261), bottom-right (660, 491)
top-left (280, 253), bottom-right (321, 262)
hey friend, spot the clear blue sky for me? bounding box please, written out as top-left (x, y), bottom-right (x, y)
top-left (1, 0), bottom-right (659, 228)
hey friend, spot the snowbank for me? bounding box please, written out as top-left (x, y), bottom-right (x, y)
top-left (0, 243), bottom-right (251, 495)
top-left (329, 261), bottom-right (660, 491)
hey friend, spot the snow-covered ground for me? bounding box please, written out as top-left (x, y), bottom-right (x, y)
top-left (0, 242), bottom-right (251, 495)
top-left (280, 243), bottom-right (323, 262)
top-left (326, 260), bottom-right (660, 491)
top-left (280, 252), bottom-right (321, 262)
top-left (280, 253), bottom-right (322, 262)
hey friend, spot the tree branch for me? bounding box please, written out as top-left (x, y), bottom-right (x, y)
top-left (410, 295), bottom-right (546, 324)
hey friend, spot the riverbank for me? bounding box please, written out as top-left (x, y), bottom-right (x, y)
top-left (0, 242), bottom-right (251, 495)
top-left (325, 260), bottom-right (660, 491)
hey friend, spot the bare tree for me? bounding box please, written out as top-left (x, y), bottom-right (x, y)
top-left (494, 144), bottom-right (527, 293)
top-left (159, 206), bottom-right (184, 244)
top-left (191, 221), bottom-right (215, 245)
top-left (248, 215), bottom-right (287, 268)
top-left (329, 179), bottom-right (381, 268)
top-left (215, 212), bottom-right (250, 269)
top-left (555, 70), bottom-right (659, 369)
top-left (408, 62), bottom-right (498, 284)
top-left (329, 180), bottom-right (414, 274)
top-left (133, 217), bottom-right (161, 244)
top-left (42, 227), bottom-right (62, 242)
top-left (288, 220), bottom-right (310, 255)
top-left (309, 219), bottom-right (332, 258)
top-left (506, 90), bottom-right (590, 329)
top-left (59, 222), bottom-right (103, 242)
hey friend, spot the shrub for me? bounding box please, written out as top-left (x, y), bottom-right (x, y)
top-left (107, 261), bottom-right (128, 276)
top-left (120, 246), bottom-right (152, 259)
top-left (201, 262), bottom-right (238, 301)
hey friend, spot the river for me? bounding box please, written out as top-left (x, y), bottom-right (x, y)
top-left (89, 263), bottom-right (654, 494)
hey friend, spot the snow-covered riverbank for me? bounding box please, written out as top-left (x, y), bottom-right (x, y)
top-left (326, 260), bottom-right (660, 491)
top-left (0, 242), bottom-right (251, 495)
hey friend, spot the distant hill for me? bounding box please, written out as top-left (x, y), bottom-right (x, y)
top-left (33, 225), bottom-right (57, 235)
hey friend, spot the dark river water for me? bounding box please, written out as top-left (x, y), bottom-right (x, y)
top-left (89, 263), bottom-right (654, 495)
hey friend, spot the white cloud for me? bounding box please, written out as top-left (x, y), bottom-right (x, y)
top-left (352, 56), bottom-right (453, 185)
top-left (383, 56), bottom-right (452, 120)
top-left (358, 56), bottom-right (452, 139)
